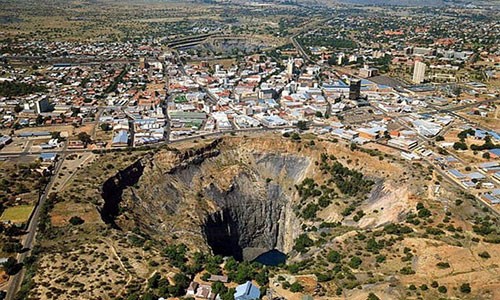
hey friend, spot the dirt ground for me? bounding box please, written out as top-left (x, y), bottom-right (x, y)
top-left (400, 238), bottom-right (500, 300)
top-left (52, 152), bottom-right (96, 193)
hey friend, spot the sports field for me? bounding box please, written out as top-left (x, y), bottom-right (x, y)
top-left (0, 205), bottom-right (34, 224)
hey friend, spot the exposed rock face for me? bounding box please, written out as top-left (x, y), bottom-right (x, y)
top-left (203, 153), bottom-right (309, 260)
top-left (99, 140), bottom-right (310, 260)
top-left (203, 180), bottom-right (291, 261)
top-left (100, 157), bottom-right (148, 226)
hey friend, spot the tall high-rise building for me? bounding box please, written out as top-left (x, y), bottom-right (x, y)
top-left (337, 53), bottom-right (345, 65)
top-left (139, 57), bottom-right (146, 69)
top-left (349, 79), bottom-right (361, 100)
top-left (412, 61), bottom-right (426, 84)
top-left (286, 58), bottom-right (294, 77)
top-left (35, 98), bottom-right (50, 114)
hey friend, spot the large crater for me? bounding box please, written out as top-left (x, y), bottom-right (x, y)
top-left (203, 154), bottom-right (309, 261)
top-left (100, 142), bottom-right (311, 261)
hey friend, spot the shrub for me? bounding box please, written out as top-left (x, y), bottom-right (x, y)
top-left (289, 282), bottom-right (304, 293)
top-left (316, 272), bottom-right (333, 282)
top-left (436, 262), bottom-right (450, 269)
top-left (459, 283), bottom-right (471, 293)
top-left (426, 227), bottom-right (444, 235)
top-left (301, 203), bottom-right (319, 220)
top-left (326, 250), bottom-right (341, 263)
top-left (400, 267), bottom-right (415, 275)
top-left (293, 234), bottom-right (313, 253)
top-left (478, 251), bottom-right (490, 259)
top-left (282, 281), bottom-right (290, 289)
top-left (366, 293), bottom-right (380, 300)
top-left (349, 256), bottom-right (362, 269)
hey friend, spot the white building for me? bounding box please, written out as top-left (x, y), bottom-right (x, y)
top-left (412, 61), bottom-right (426, 84)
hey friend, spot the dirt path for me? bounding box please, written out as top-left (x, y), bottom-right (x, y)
top-left (101, 238), bottom-right (133, 298)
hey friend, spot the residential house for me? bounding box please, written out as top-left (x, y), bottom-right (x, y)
top-left (234, 281), bottom-right (260, 300)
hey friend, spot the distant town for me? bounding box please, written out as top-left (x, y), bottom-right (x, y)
top-left (0, 0), bottom-right (499, 300)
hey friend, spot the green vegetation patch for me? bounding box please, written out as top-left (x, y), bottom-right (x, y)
top-left (0, 81), bottom-right (46, 97)
top-left (0, 205), bottom-right (34, 223)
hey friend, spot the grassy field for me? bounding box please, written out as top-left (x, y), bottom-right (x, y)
top-left (0, 205), bottom-right (34, 224)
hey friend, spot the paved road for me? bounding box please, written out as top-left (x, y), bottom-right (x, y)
top-left (426, 97), bottom-right (499, 115)
top-left (5, 145), bottom-right (68, 300)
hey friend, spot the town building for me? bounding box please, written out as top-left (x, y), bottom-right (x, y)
top-left (349, 79), bottom-right (361, 100)
top-left (234, 281), bottom-right (260, 300)
top-left (359, 65), bottom-right (379, 78)
top-left (412, 61), bottom-right (426, 84)
top-left (35, 98), bottom-right (50, 114)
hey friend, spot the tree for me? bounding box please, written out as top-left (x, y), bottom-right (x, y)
top-left (78, 132), bottom-right (92, 145)
top-left (100, 123), bottom-right (112, 132)
top-left (296, 120), bottom-right (308, 131)
top-left (224, 257), bottom-right (238, 272)
top-left (438, 286), bottom-right (447, 293)
top-left (289, 282), bottom-right (304, 293)
top-left (14, 105), bottom-right (23, 113)
top-left (315, 111), bottom-right (323, 118)
top-left (349, 256), bottom-right (362, 269)
top-left (327, 250), bottom-right (341, 263)
top-left (436, 262), bottom-right (450, 269)
top-left (290, 132), bottom-right (301, 141)
top-left (435, 135), bottom-right (445, 141)
top-left (453, 141), bottom-right (467, 151)
top-left (201, 273), bottom-right (210, 281)
top-left (367, 293), bottom-right (380, 300)
top-left (220, 288), bottom-right (235, 300)
top-left (482, 152), bottom-right (490, 159)
top-left (293, 234), bottom-right (313, 253)
top-left (163, 244), bottom-right (187, 268)
top-left (141, 293), bottom-right (156, 300)
top-left (3, 257), bottom-right (21, 275)
top-left (255, 269), bottom-right (269, 286)
top-left (148, 273), bottom-right (161, 289)
top-left (36, 115), bottom-right (44, 125)
top-left (460, 283), bottom-right (471, 293)
top-left (2, 241), bottom-right (22, 253)
top-left (169, 273), bottom-right (190, 296)
top-left (301, 203), bottom-right (319, 219)
top-left (211, 282), bottom-right (227, 295)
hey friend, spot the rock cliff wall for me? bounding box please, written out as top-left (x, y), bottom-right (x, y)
top-left (99, 140), bottom-right (311, 260)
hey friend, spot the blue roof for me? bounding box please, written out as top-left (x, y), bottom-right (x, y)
top-left (234, 281), bottom-right (260, 300)
top-left (449, 169), bottom-right (465, 178)
top-left (40, 153), bottom-right (57, 160)
top-left (475, 129), bottom-right (500, 141)
top-left (479, 162), bottom-right (499, 168)
top-left (112, 130), bottom-right (128, 144)
top-left (466, 172), bottom-right (486, 180)
top-left (483, 194), bottom-right (500, 204)
top-left (19, 131), bottom-right (51, 137)
top-left (445, 156), bottom-right (458, 162)
top-left (489, 148), bottom-right (500, 156)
